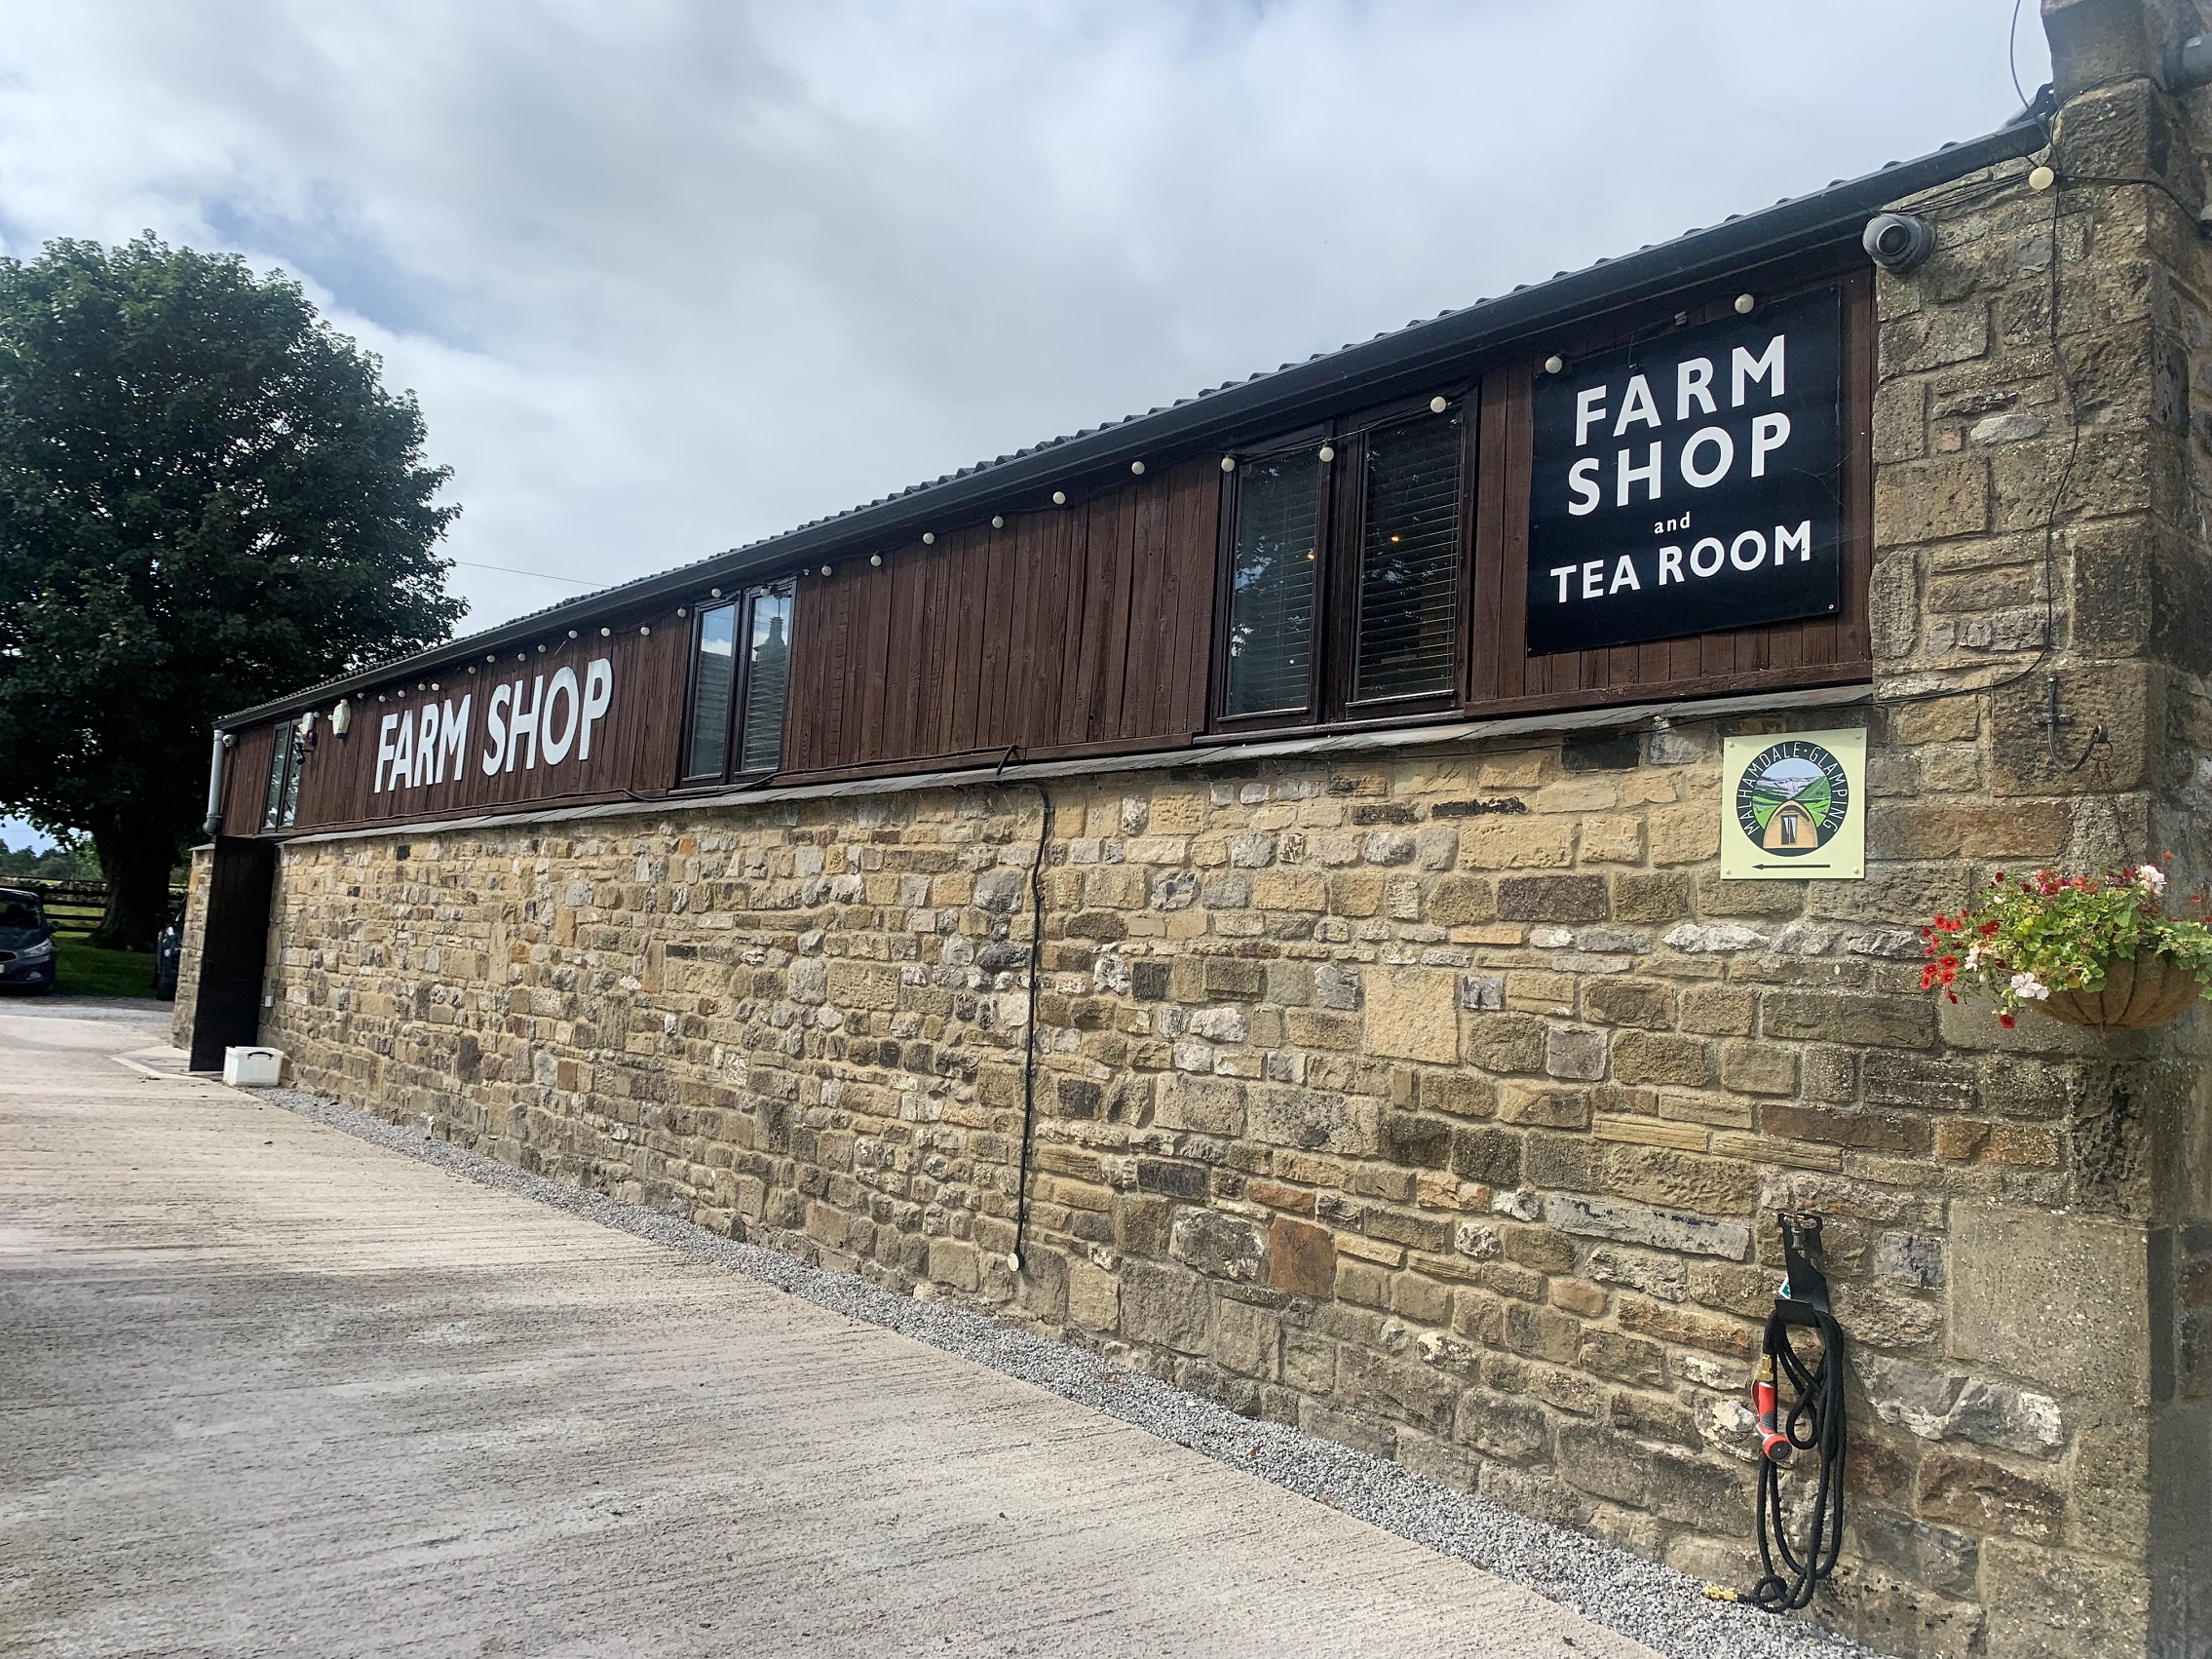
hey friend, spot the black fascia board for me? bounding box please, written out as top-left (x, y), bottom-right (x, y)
top-left (220, 116), bottom-right (2044, 729)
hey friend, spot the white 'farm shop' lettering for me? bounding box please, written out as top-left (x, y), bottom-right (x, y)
top-left (1562, 337), bottom-right (1789, 515)
top-left (374, 657), bottom-right (613, 792)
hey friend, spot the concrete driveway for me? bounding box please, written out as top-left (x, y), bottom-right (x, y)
top-left (0, 999), bottom-right (1657, 1658)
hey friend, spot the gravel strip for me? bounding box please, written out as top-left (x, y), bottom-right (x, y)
top-left (257, 1083), bottom-right (1876, 1659)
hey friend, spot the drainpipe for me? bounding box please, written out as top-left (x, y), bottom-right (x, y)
top-left (203, 729), bottom-right (227, 836)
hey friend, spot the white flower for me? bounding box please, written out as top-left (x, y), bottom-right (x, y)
top-left (2138, 864), bottom-right (2168, 895)
top-left (1964, 945), bottom-right (1982, 972)
top-left (2010, 971), bottom-right (2051, 1001)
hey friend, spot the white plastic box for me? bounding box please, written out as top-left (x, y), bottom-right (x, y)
top-left (222, 1046), bottom-right (284, 1087)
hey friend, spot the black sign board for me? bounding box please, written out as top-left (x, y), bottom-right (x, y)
top-left (1525, 287), bottom-right (1843, 656)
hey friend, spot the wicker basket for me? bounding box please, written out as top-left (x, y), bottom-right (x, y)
top-left (2037, 952), bottom-right (2205, 1032)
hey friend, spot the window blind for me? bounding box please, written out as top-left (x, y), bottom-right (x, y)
top-left (1224, 454), bottom-right (1320, 716)
top-left (1354, 410), bottom-right (1462, 702)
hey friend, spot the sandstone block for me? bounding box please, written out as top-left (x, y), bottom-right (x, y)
top-left (1171, 1211), bottom-right (1266, 1282)
top-left (1464, 1015), bottom-right (1545, 1074)
top-left (1067, 1261), bottom-right (1120, 1331)
top-left (1429, 875), bottom-right (1495, 925)
top-left (1247, 1085), bottom-right (1381, 1156)
top-left (1950, 1204), bottom-right (2149, 1406)
top-left (1545, 1025), bottom-right (1608, 1081)
top-left (1611, 1031), bottom-right (1711, 1089)
top-left (1543, 1194), bottom-right (1751, 1260)
top-left (1118, 1260), bottom-right (1211, 1353)
top-left (1366, 967), bottom-right (1461, 1062)
top-left (1500, 1083), bottom-right (1592, 1131)
top-left (1583, 979), bottom-right (1674, 1030)
top-left (1269, 1216), bottom-right (1336, 1297)
top-left (1498, 875), bottom-right (1609, 922)
top-left (1916, 1449), bottom-right (2063, 1543)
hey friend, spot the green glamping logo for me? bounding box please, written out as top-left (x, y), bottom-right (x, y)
top-left (1719, 729), bottom-right (1865, 880)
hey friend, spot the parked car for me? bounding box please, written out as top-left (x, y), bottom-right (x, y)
top-left (0, 887), bottom-right (57, 994)
top-left (153, 908), bottom-right (183, 1000)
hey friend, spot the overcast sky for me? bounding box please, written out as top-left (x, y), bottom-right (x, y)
top-left (0, 1), bottom-right (2042, 852)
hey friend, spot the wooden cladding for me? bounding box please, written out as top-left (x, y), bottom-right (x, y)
top-left (231, 257), bottom-right (1875, 839)
top-left (782, 456), bottom-right (1221, 776)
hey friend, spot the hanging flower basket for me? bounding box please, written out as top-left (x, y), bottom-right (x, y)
top-left (2036, 950), bottom-right (2204, 1032)
top-left (1925, 861), bottom-right (2212, 1034)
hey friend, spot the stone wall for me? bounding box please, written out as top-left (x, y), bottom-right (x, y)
top-left (227, 705), bottom-right (2169, 1659)
top-left (176, 10), bottom-right (2212, 1654)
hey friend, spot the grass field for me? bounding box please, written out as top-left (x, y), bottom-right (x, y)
top-left (52, 936), bottom-right (161, 999)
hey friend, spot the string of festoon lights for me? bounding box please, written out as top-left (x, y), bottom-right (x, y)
top-left (352, 383), bottom-right (1470, 711)
top-left (366, 618), bottom-right (663, 715)
top-left (790, 386), bottom-right (1466, 585)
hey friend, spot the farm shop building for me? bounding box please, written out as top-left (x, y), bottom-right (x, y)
top-left (173, 11), bottom-right (2212, 1656)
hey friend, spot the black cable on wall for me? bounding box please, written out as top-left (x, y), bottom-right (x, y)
top-left (1008, 779), bottom-right (1053, 1274)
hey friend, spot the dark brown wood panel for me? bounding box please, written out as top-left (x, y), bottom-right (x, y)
top-left (219, 725), bottom-right (276, 837)
top-left (774, 455), bottom-right (1218, 777)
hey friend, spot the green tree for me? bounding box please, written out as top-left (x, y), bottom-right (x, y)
top-left (0, 235), bottom-right (462, 948)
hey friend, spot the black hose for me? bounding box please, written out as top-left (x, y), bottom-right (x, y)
top-left (1750, 1299), bottom-right (1848, 1612)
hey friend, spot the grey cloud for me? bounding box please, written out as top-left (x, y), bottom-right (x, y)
top-left (0, 0), bottom-right (2044, 630)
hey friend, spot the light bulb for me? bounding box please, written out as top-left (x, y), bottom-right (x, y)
top-left (1735, 293), bottom-right (1756, 314)
top-left (1317, 444), bottom-right (1335, 463)
top-left (1129, 460), bottom-right (1145, 476)
top-left (1051, 490), bottom-right (1066, 506)
top-left (992, 515), bottom-right (1005, 528)
top-left (1544, 355), bottom-right (1565, 375)
top-left (1430, 396), bottom-right (1447, 414)
top-left (1220, 456), bottom-right (1236, 473)
top-left (922, 531), bottom-right (935, 545)
top-left (870, 554), bottom-right (883, 566)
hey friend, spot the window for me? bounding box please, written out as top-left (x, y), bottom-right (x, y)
top-left (261, 717), bottom-right (306, 830)
top-left (1224, 453), bottom-right (1322, 717)
top-left (682, 580), bottom-right (795, 783)
top-left (1216, 399), bottom-right (1468, 727)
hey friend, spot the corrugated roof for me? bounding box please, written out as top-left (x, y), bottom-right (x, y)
top-left (222, 110), bottom-right (2046, 726)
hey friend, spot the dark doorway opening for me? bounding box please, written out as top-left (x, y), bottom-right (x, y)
top-left (187, 836), bottom-right (277, 1072)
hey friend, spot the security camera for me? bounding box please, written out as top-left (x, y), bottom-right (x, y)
top-left (1863, 212), bottom-right (1934, 275)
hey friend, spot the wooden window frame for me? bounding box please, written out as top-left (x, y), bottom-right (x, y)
top-left (1211, 391), bottom-right (1478, 735)
top-left (675, 579), bottom-right (797, 789)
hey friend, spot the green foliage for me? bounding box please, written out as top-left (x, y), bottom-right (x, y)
top-left (1925, 861), bottom-right (2212, 1023)
top-left (0, 234), bottom-right (464, 945)
top-left (52, 935), bottom-right (158, 998)
top-left (0, 833), bottom-right (99, 881)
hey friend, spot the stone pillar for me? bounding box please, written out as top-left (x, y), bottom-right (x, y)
top-left (1866, 4), bottom-right (2212, 1652)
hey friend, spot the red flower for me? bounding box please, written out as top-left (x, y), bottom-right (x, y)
top-left (1999, 1013), bottom-right (2016, 1028)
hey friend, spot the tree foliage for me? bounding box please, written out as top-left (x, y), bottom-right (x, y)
top-left (0, 234), bottom-right (463, 946)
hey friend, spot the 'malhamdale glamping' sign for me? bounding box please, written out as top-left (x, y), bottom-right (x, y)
top-left (1526, 288), bottom-right (1843, 656)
